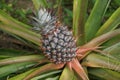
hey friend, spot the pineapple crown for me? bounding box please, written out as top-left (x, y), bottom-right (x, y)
top-left (32, 8), bottom-right (57, 35)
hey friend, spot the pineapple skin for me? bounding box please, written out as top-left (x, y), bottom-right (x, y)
top-left (42, 22), bottom-right (77, 64)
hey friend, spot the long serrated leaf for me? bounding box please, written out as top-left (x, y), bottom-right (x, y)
top-left (85, 0), bottom-right (111, 41)
top-left (0, 48), bottom-right (33, 59)
top-left (0, 10), bottom-right (41, 46)
top-left (0, 10), bottom-right (31, 29)
top-left (31, 70), bottom-right (61, 80)
top-left (24, 63), bottom-right (64, 80)
top-left (9, 67), bottom-right (60, 80)
top-left (59, 66), bottom-right (78, 80)
top-left (44, 76), bottom-right (59, 80)
top-left (8, 67), bottom-right (39, 80)
top-left (102, 35), bottom-right (120, 48)
top-left (78, 28), bottom-right (120, 60)
top-left (0, 55), bottom-right (45, 66)
top-left (88, 68), bottom-right (120, 80)
top-left (103, 42), bottom-right (120, 60)
top-left (82, 53), bottom-right (120, 72)
top-left (0, 23), bottom-right (40, 46)
top-left (0, 62), bottom-right (35, 78)
top-left (0, 48), bottom-right (32, 57)
top-left (73, 0), bottom-right (88, 45)
top-left (71, 59), bottom-right (89, 80)
top-left (83, 28), bottom-right (120, 48)
top-left (96, 7), bottom-right (120, 36)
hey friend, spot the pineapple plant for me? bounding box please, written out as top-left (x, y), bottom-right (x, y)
top-left (0, 0), bottom-right (120, 80)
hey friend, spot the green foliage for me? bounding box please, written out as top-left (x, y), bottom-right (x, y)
top-left (88, 68), bottom-right (120, 80)
top-left (85, 0), bottom-right (111, 41)
top-left (32, 0), bottom-right (49, 11)
top-left (0, 0), bottom-right (120, 80)
top-left (0, 62), bottom-right (36, 78)
top-left (60, 66), bottom-right (78, 80)
top-left (96, 8), bottom-right (120, 36)
top-left (0, 10), bottom-right (41, 47)
top-left (0, 0), bottom-right (32, 24)
top-left (73, 0), bottom-right (88, 45)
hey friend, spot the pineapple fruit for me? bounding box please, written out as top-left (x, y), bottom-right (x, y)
top-left (33, 9), bottom-right (77, 64)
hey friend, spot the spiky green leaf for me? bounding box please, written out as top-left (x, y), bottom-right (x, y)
top-left (96, 7), bottom-right (120, 36)
top-left (73, 0), bottom-right (88, 45)
top-left (85, 0), bottom-right (111, 41)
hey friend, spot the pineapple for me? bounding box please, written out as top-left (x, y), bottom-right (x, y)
top-left (33, 9), bottom-right (77, 64)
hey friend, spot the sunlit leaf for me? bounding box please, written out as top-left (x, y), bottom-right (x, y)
top-left (82, 53), bottom-right (120, 72)
top-left (60, 66), bottom-right (78, 80)
top-left (0, 48), bottom-right (32, 58)
top-left (8, 67), bottom-right (39, 80)
top-left (24, 63), bottom-right (64, 80)
top-left (96, 7), bottom-right (120, 36)
top-left (0, 62), bottom-right (36, 78)
top-left (85, 0), bottom-right (111, 41)
top-left (103, 42), bottom-right (120, 60)
top-left (102, 35), bottom-right (120, 47)
top-left (31, 70), bottom-right (61, 80)
top-left (73, 0), bottom-right (88, 45)
top-left (83, 28), bottom-right (120, 47)
top-left (0, 55), bottom-right (45, 66)
top-left (88, 68), bottom-right (120, 80)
